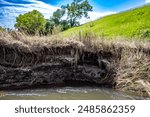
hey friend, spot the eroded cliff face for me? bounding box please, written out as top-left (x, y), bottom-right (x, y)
top-left (0, 44), bottom-right (117, 90)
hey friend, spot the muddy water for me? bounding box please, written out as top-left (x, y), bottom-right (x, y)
top-left (0, 87), bottom-right (147, 100)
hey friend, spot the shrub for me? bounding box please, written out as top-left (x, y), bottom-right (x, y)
top-left (15, 10), bottom-right (46, 35)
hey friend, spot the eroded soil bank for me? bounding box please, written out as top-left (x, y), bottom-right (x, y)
top-left (0, 32), bottom-right (150, 97)
top-left (0, 44), bottom-right (116, 89)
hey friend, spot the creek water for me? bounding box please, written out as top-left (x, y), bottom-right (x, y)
top-left (0, 87), bottom-right (147, 100)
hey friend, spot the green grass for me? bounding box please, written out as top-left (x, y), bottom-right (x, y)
top-left (63, 5), bottom-right (150, 39)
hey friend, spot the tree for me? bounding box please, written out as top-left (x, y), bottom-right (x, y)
top-left (45, 0), bottom-right (93, 34)
top-left (15, 10), bottom-right (46, 35)
top-left (45, 19), bottom-right (55, 34)
top-left (52, 9), bottom-right (65, 25)
top-left (45, 8), bottom-right (70, 34)
top-left (62, 0), bottom-right (93, 27)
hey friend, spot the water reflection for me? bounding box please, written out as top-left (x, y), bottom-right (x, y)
top-left (0, 87), bottom-right (147, 100)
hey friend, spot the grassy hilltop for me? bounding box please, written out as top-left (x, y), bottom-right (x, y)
top-left (63, 5), bottom-right (150, 39)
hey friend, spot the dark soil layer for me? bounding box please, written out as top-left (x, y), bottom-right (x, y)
top-left (0, 45), bottom-right (117, 90)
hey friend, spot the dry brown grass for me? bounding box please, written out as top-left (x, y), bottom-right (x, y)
top-left (68, 32), bottom-right (150, 97)
top-left (0, 91), bottom-right (5, 97)
top-left (116, 49), bottom-right (150, 97)
top-left (0, 31), bottom-right (87, 50)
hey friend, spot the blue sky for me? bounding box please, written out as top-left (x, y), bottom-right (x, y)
top-left (0, 0), bottom-right (149, 28)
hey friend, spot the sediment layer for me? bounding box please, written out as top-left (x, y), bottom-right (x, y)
top-left (0, 44), bottom-right (116, 89)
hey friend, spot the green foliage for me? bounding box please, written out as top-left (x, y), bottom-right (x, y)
top-left (45, 19), bottom-right (55, 34)
top-left (45, 0), bottom-right (93, 34)
top-left (52, 9), bottom-right (65, 25)
top-left (62, 0), bottom-right (93, 27)
top-left (60, 20), bottom-right (70, 30)
top-left (45, 9), bottom-right (67, 34)
top-left (0, 26), bottom-right (5, 31)
top-left (63, 5), bottom-right (150, 39)
top-left (15, 10), bottom-right (46, 35)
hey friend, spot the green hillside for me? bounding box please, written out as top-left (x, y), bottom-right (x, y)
top-left (63, 5), bottom-right (150, 39)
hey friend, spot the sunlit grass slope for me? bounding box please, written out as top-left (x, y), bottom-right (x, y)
top-left (63, 5), bottom-right (150, 39)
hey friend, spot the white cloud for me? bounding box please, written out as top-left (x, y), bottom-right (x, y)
top-left (0, 0), bottom-right (59, 28)
top-left (80, 11), bottom-right (116, 24)
top-left (20, 0), bottom-right (59, 18)
top-left (21, 0), bottom-right (59, 18)
top-left (145, 0), bottom-right (150, 3)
